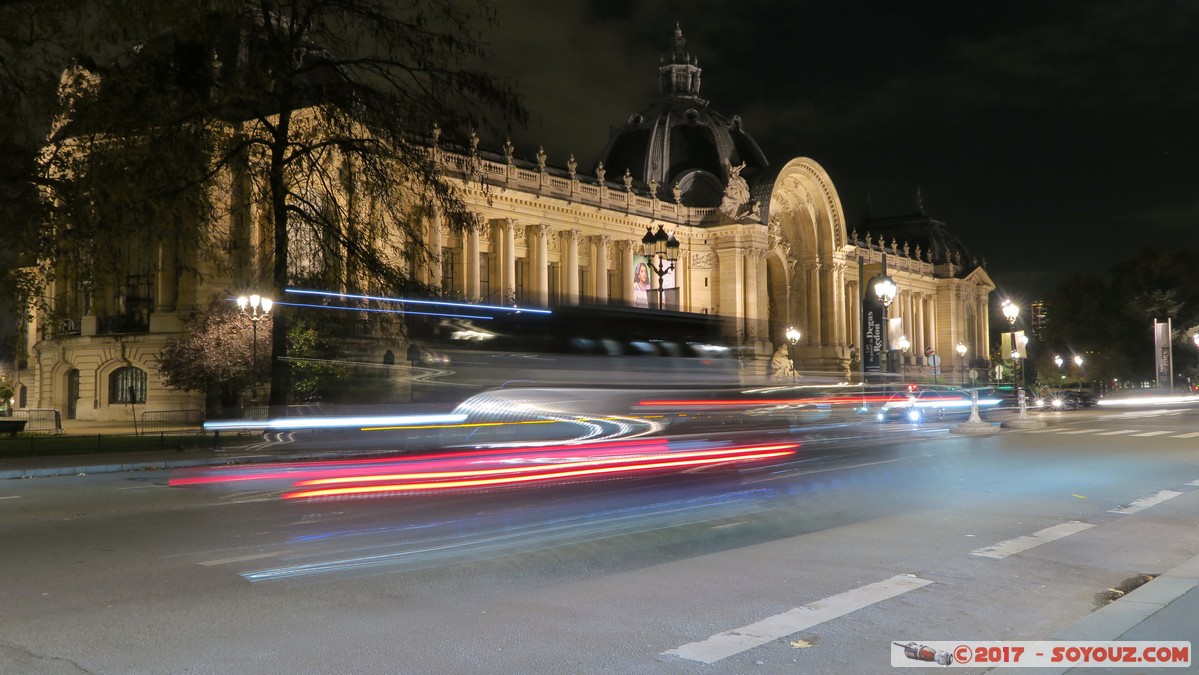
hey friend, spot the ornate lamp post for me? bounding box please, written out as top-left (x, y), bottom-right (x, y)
top-left (1074, 354), bottom-right (1084, 392)
top-left (785, 326), bottom-right (801, 382)
top-left (237, 294), bottom-right (273, 400)
top-left (897, 335), bottom-right (910, 376)
top-left (1001, 299), bottom-right (1019, 384)
top-left (1054, 354), bottom-right (1064, 384)
top-left (874, 274), bottom-right (896, 372)
top-left (641, 224), bottom-right (680, 310)
top-left (956, 342), bottom-right (968, 386)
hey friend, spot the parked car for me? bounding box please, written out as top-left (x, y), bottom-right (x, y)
top-left (1046, 390), bottom-right (1097, 410)
top-left (969, 386), bottom-right (1041, 414)
top-left (876, 388), bottom-right (978, 423)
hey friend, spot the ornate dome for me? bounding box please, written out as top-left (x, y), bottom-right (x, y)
top-left (598, 25), bottom-right (768, 208)
top-left (861, 195), bottom-right (978, 276)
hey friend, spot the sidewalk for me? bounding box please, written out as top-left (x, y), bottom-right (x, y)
top-left (0, 418), bottom-right (274, 480)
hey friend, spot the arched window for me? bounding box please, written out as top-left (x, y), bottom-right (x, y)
top-left (109, 366), bottom-right (147, 404)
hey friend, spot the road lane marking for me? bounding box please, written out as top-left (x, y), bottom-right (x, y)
top-left (1109, 489), bottom-right (1183, 514)
top-left (663, 574), bottom-right (933, 664)
top-left (1130, 430), bottom-right (1172, 437)
top-left (1188, 480), bottom-right (1199, 486)
top-left (1023, 428), bottom-right (1059, 433)
top-left (1094, 429), bottom-right (1138, 436)
top-left (1057, 428), bottom-right (1105, 435)
top-left (1171, 432), bottom-right (1199, 439)
top-left (971, 521), bottom-right (1095, 559)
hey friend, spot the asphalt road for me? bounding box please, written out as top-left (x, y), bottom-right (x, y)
top-left (1, 405), bottom-right (1197, 674)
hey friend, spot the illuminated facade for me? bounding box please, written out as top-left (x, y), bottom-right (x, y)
top-left (16, 26), bottom-right (993, 420)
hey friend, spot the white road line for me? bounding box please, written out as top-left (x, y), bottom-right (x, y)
top-left (1057, 428), bottom-right (1105, 435)
top-left (971, 521), bottom-right (1095, 559)
top-left (1131, 430), bottom-right (1173, 437)
top-left (1109, 489), bottom-right (1183, 514)
top-left (663, 574), bottom-right (933, 664)
top-left (1187, 480), bottom-right (1199, 487)
top-left (1023, 428), bottom-right (1059, 434)
top-left (1172, 432), bottom-right (1199, 439)
top-left (1094, 429), bottom-right (1139, 436)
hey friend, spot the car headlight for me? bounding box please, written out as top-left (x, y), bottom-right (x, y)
top-left (907, 410), bottom-right (921, 422)
top-left (1034, 398), bottom-right (1045, 407)
top-left (1052, 399), bottom-right (1063, 408)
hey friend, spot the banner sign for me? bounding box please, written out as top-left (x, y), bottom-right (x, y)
top-left (1154, 318), bottom-right (1172, 389)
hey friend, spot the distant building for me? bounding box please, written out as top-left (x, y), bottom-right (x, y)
top-left (15, 25), bottom-right (994, 420)
top-left (1030, 300), bottom-right (1049, 341)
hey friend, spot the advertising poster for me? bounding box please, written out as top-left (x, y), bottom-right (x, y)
top-left (634, 256), bottom-right (677, 310)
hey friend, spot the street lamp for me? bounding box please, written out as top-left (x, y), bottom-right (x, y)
top-left (874, 274), bottom-right (896, 372)
top-left (237, 293), bottom-right (273, 399)
top-left (1001, 298), bottom-right (1019, 384)
top-left (641, 224), bottom-right (680, 310)
top-left (897, 335), bottom-right (910, 376)
top-left (785, 326), bottom-right (801, 383)
top-left (956, 342), bottom-right (967, 386)
top-left (1074, 354), bottom-right (1084, 392)
top-left (1055, 354), bottom-right (1064, 383)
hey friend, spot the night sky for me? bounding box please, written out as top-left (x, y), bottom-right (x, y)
top-left (481, 0), bottom-right (1199, 303)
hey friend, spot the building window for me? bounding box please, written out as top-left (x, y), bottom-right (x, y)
top-left (479, 251), bottom-right (492, 302)
top-left (548, 262), bottom-right (561, 306)
top-left (109, 366), bottom-right (147, 404)
top-left (578, 267), bottom-right (590, 304)
top-left (440, 248), bottom-right (455, 293)
top-left (515, 258), bottom-right (528, 305)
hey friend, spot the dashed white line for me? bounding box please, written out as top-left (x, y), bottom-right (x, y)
top-left (1172, 432), bottom-right (1199, 439)
top-left (663, 574), bottom-right (933, 664)
top-left (1094, 429), bottom-right (1138, 436)
top-left (1109, 490), bottom-right (1183, 514)
top-left (971, 521), bottom-right (1095, 559)
top-left (1057, 428), bottom-right (1105, 435)
top-left (1131, 430), bottom-right (1173, 437)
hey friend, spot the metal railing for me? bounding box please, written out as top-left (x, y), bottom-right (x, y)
top-left (12, 408), bottom-right (64, 433)
top-left (138, 409), bottom-right (205, 436)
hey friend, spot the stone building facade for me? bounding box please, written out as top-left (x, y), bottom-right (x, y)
top-left (15, 26), bottom-right (993, 420)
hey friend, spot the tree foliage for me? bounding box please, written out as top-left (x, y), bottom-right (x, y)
top-left (2, 0), bottom-right (526, 412)
top-left (158, 299), bottom-right (268, 411)
top-left (1039, 247), bottom-right (1199, 387)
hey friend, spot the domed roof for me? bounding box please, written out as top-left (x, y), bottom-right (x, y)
top-left (861, 195), bottom-right (978, 276)
top-left (598, 25), bottom-right (768, 208)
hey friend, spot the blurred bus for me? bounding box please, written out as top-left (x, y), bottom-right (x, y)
top-left (408, 305), bottom-right (739, 398)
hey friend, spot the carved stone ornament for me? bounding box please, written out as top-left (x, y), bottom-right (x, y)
top-left (691, 252), bottom-right (716, 269)
top-left (536, 146), bottom-right (547, 171)
top-left (503, 138), bottom-right (514, 163)
top-left (431, 122), bottom-right (441, 145)
top-left (719, 160), bottom-right (753, 219)
top-left (623, 168), bottom-right (633, 191)
top-left (595, 162), bottom-right (606, 183)
top-left (469, 130), bottom-right (479, 154)
top-left (547, 230), bottom-right (560, 252)
top-left (567, 154), bottom-right (577, 178)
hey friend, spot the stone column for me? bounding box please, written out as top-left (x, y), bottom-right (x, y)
top-left (464, 226), bottom-right (480, 300)
top-left (806, 262), bottom-right (822, 346)
top-left (619, 240), bottom-right (635, 304)
top-left (745, 250), bottom-right (760, 338)
top-left (594, 235), bottom-right (610, 304)
top-left (154, 240), bottom-right (177, 312)
top-left (848, 280), bottom-right (860, 349)
top-left (497, 218), bottom-right (516, 303)
top-left (428, 210), bottom-right (443, 290)
top-left (564, 229), bottom-right (580, 305)
top-left (528, 224), bottom-right (549, 307)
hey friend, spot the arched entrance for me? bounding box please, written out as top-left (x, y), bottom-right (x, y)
top-left (766, 158), bottom-right (850, 374)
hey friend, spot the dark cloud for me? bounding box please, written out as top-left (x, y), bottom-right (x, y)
top-left (485, 1), bottom-right (1199, 298)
